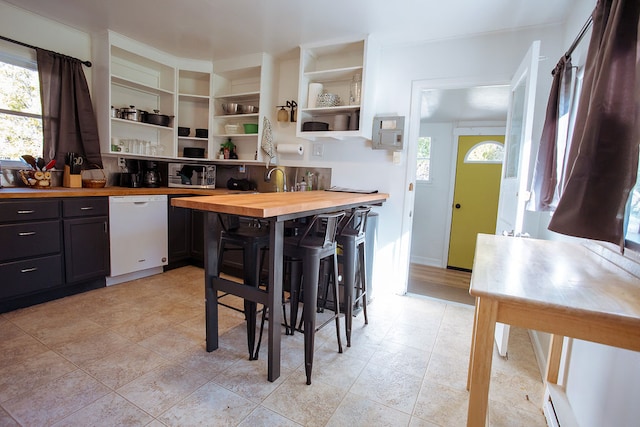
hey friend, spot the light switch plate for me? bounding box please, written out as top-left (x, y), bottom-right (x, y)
top-left (313, 143), bottom-right (324, 157)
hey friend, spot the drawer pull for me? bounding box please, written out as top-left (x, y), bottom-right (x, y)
top-left (21, 267), bottom-right (38, 273)
top-left (80, 206), bottom-right (94, 210)
top-left (17, 210), bottom-right (35, 214)
top-left (18, 231), bottom-right (36, 236)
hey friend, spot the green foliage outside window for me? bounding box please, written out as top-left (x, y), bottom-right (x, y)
top-left (0, 61), bottom-right (43, 160)
top-left (416, 136), bottom-right (431, 181)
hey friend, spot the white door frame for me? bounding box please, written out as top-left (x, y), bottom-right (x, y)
top-left (402, 76), bottom-right (510, 294)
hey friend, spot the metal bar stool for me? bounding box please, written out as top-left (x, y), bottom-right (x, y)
top-left (336, 206), bottom-right (371, 347)
top-left (217, 214), bottom-right (269, 360)
top-left (284, 211), bottom-right (346, 384)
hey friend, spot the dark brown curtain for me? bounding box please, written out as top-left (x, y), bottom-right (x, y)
top-left (36, 48), bottom-right (102, 168)
top-left (548, 0), bottom-right (640, 247)
top-left (530, 56), bottom-right (574, 211)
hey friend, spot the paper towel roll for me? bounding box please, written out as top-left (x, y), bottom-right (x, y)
top-left (277, 144), bottom-right (304, 155)
top-left (308, 83), bottom-right (323, 108)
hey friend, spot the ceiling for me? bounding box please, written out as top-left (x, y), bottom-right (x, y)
top-left (7, 0), bottom-right (576, 61)
top-left (421, 85), bottom-right (512, 122)
top-left (5, 0), bottom-right (578, 122)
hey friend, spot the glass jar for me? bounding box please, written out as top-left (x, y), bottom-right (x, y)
top-left (349, 73), bottom-right (362, 105)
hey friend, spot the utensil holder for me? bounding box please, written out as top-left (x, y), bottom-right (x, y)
top-left (63, 165), bottom-right (82, 188)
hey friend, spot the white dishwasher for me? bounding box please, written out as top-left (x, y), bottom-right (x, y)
top-left (107, 195), bottom-right (168, 285)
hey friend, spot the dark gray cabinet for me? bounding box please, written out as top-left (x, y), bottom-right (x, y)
top-left (0, 200), bottom-right (63, 300)
top-left (167, 195), bottom-right (204, 269)
top-left (0, 197), bottom-right (109, 312)
top-left (190, 209), bottom-right (204, 262)
top-left (168, 195), bottom-right (192, 264)
top-left (62, 198), bottom-right (110, 283)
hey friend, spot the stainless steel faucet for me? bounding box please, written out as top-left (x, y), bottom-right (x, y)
top-left (266, 167), bottom-right (287, 192)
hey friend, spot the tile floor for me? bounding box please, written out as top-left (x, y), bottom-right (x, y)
top-left (0, 266), bottom-right (547, 426)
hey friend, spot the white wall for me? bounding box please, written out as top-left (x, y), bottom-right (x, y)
top-left (0, 1), bottom-right (93, 88)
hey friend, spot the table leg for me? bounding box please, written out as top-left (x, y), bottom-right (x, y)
top-left (204, 212), bottom-right (222, 352)
top-left (467, 297), bottom-right (479, 390)
top-left (267, 220), bottom-right (283, 382)
top-left (545, 334), bottom-right (564, 384)
top-left (467, 297), bottom-right (498, 427)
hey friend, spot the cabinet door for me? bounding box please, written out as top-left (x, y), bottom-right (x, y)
top-left (64, 217), bottom-right (110, 283)
top-left (168, 202), bottom-right (191, 263)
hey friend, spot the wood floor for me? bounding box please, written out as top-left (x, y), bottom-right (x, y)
top-left (407, 264), bottom-right (475, 305)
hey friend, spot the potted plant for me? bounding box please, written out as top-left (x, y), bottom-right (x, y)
top-left (221, 138), bottom-right (235, 159)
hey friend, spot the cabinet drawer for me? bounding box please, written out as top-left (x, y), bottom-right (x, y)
top-left (0, 221), bottom-right (61, 262)
top-left (62, 197), bottom-right (109, 218)
top-left (0, 200), bottom-right (60, 223)
top-left (0, 254), bottom-right (63, 299)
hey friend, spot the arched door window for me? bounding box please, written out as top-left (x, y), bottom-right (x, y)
top-left (464, 140), bottom-right (504, 163)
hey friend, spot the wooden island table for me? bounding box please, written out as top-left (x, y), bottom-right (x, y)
top-left (466, 234), bottom-right (640, 426)
top-left (172, 190), bottom-right (388, 382)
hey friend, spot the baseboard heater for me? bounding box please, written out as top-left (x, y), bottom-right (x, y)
top-left (543, 384), bottom-right (579, 427)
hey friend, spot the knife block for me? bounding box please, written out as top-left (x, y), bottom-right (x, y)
top-left (63, 165), bottom-right (82, 188)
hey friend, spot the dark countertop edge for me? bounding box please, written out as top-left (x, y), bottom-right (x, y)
top-left (0, 186), bottom-right (237, 199)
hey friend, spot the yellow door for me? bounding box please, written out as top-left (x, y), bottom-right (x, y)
top-left (447, 135), bottom-right (504, 270)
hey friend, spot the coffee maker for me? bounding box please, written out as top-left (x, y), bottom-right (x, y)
top-left (143, 160), bottom-right (161, 187)
top-left (119, 159), bottom-right (142, 188)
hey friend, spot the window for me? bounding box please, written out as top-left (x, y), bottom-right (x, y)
top-left (416, 136), bottom-right (431, 181)
top-left (538, 58), bottom-right (640, 249)
top-left (464, 141), bottom-right (504, 163)
top-left (0, 44), bottom-right (42, 161)
top-left (625, 155), bottom-right (640, 248)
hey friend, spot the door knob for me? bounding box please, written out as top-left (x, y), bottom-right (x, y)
top-left (455, 203), bottom-right (461, 209)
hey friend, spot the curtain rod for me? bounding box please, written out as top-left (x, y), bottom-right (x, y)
top-left (564, 15), bottom-right (594, 59)
top-left (0, 35), bottom-right (92, 67)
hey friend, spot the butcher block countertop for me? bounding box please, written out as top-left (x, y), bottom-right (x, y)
top-left (172, 190), bottom-right (389, 218)
top-left (0, 186), bottom-right (241, 199)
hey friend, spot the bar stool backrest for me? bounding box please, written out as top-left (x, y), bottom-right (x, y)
top-left (339, 207), bottom-right (371, 238)
top-left (297, 211), bottom-right (346, 248)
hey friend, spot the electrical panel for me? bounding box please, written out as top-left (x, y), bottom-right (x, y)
top-left (372, 116), bottom-right (404, 151)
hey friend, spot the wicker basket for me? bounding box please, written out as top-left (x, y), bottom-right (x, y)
top-left (19, 169), bottom-right (53, 189)
top-left (81, 165), bottom-right (107, 188)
